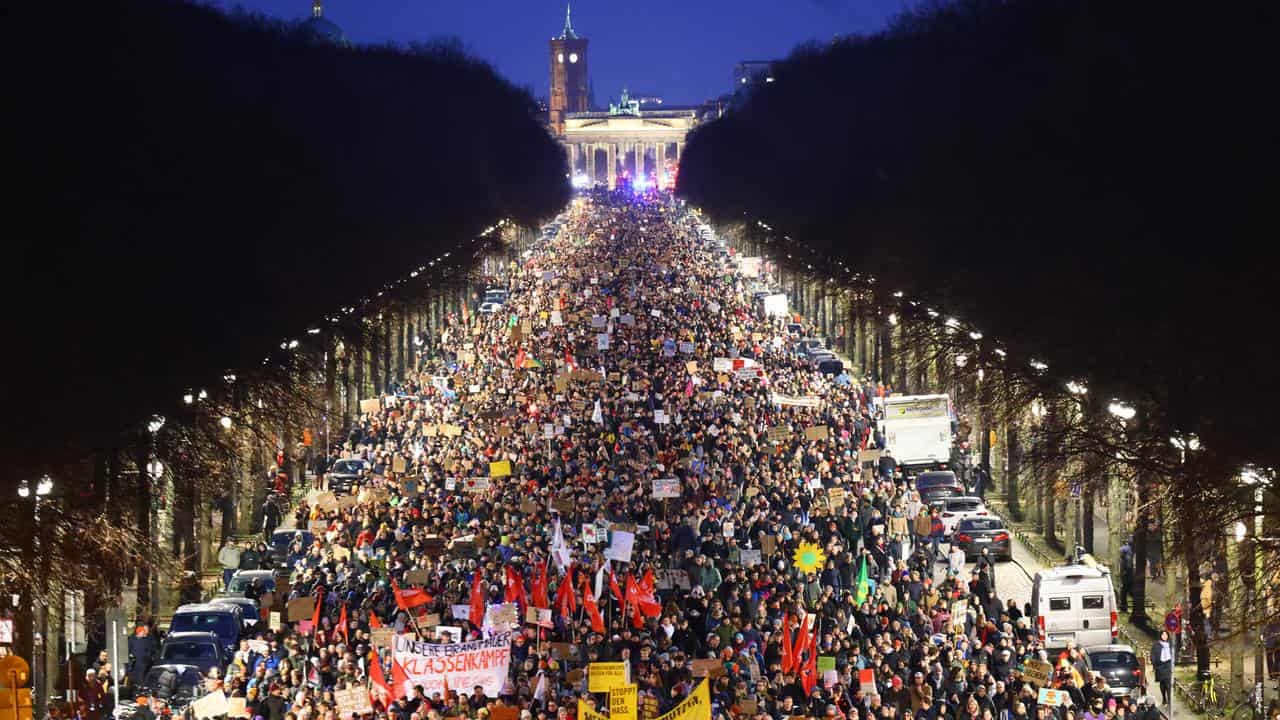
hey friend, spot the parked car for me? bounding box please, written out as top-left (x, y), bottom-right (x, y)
top-left (326, 457), bottom-right (368, 495)
top-left (952, 516), bottom-right (1012, 560)
top-left (1083, 644), bottom-right (1144, 698)
top-left (222, 569), bottom-right (278, 598)
top-left (915, 470), bottom-right (964, 503)
top-left (816, 359), bottom-right (844, 375)
top-left (158, 631), bottom-right (227, 676)
top-left (938, 496), bottom-right (990, 537)
top-left (1032, 563), bottom-right (1119, 649)
top-left (169, 603), bottom-right (241, 656)
top-left (478, 301), bottom-right (503, 314)
top-left (268, 528), bottom-right (314, 568)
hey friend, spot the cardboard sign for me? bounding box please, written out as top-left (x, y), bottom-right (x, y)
top-left (858, 668), bottom-right (877, 696)
top-left (549, 642), bottom-right (575, 660)
top-left (227, 698), bottom-right (250, 718)
top-left (309, 519), bottom-right (329, 535)
top-left (359, 399), bottom-right (381, 414)
top-left (761, 535), bottom-right (777, 557)
top-left (651, 478), bottom-right (681, 499)
top-left (404, 569), bottom-right (431, 586)
top-left (464, 477), bottom-right (491, 493)
top-left (804, 425), bottom-right (830, 441)
top-left (767, 426), bottom-right (792, 443)
top-left (335, 688), bottom-right (374, 717)
top-left (1022, 659), bottom-right (1053, 687)
top-left (857, 449), bottom-right (882, 464)
top-left (192, 692), bottom-right (229, 720)
top-left (678, 341), bottom-right (695, 354)
top-left (519, 498), bottom-right (538, 514)
top-left (525, 607), bottom-right (553, 628)
top-left (691, 659), bottom-right (726, 678)
top-left (391, 455), bottom-right (407, 474)
top-left (314, 491), bottom-right (339, 511)
top-left (268, 611), bottom-right (282, 630)
top-left (489, 460), bottom-right (512, 478)
top-left (491, 707), bottom-right (520, 720)
top-left (654, 569), bottom-right (691, 590)
top-left (286, 596), bottom-right (316, 622)
top-left (371, 627), bottom-right (395, 649)
top-left (739, 549), bottom-right (762, 567)
top-left (828, 487), bottom-right (847, 510)
top-left (588, 662), bottom-right (630, 692)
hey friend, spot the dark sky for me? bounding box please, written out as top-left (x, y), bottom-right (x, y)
top-left (225, 0), bottom-right (905, 105)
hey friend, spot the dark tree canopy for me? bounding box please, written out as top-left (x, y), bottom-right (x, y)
top-left (7, 0), bottom-right (568, 468)
top-left (678, 0), bottom-right (1280, 466)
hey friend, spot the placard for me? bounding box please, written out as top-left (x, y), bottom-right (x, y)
top-left (192, 692), bottom-right (229, 720)
top-left (804, 425), bottom-right (830, 441)
top-left (610, 684), bottom-right (638, 720)
top-left (360, 399), bottom-right (381, 414)
top-left (268, 611), bottom-right (282, 630)
top-left (371, 627), bottom-right (395, 649)
top-left (691, 659), bottom-right (726, 678)
top-left (391, 456), bottom-right (407, 474)
top-left (491, 707), bottom-right (520, 720)
top-left (1022, 659), bottom-right (1053, 687)
top-left (828, 487), bottom-right (847, 510)
top-left (858, 668), bottom-right (877, 696)
top-left (464, 477), bottom-right (492, 493)
top-left (770, 392), bottom-right (821, 408)
top-left (654, 569), bottom-right (691, 590)
top-left (309, 519), bottom-right (329, 535)
top-left (286, 596), bottom-right (316, 622)
top-left (392, 632), bottom-right (512, 698)
top-left (604, 530), bottom-right (635, 563)
top-left (227, 698), bottom-right (250, 718)
top-left (654, 409), bottom-right (669, 424)
top-left (858, 449), bottom-right (882, 464)
top-left (761, 535), bottom-right (777, 557)
top-left (582, 524), bottom-right (600, 544)
top-left (739, 549), bottom-right (762, 567)
top-left (525, 607), bottom-right (553, 628)
top-left (1037, 688), bottom-right (1070, 707)
top-left (489, 460), bottom-right (512, 478)
top-left (335, 688), bottom-right (374, 717)
top-left (767, 426), bottom-right (791, 443)
top-left (678, 341), bottom-right (695, 354)
top-left (588, 662), bottom-right (630, 692)
top-left (651, 478), bottom-right (681, 499)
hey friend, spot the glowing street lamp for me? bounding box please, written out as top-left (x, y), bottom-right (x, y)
top-left (1107, 401), bottom-right (1136, 421)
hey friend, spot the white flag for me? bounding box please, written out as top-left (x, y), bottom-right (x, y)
top-left (592, 399), bottom-right (604, 425)
top-left (550, 520), bottom-right (571, 574)
top-left (533, 672), bottom-right (548, 702)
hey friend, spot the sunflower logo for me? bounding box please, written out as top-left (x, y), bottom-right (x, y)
top-left (792, 541), bottom-right (827, 573)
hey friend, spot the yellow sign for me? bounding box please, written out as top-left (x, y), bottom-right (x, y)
top-left (579, 700), bottom-right (610, 720)
top-left (587, 662), bottom-right (629, 693)
top-left (653, 680), bottom-right (710, 720)
top-left (489, 460), bottom-right (512, 478)
top-left (610, 685), bottom-right (638, 720)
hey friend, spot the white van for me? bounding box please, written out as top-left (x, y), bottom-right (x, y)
top-left (1031, 559), bottom-right (1118, 650)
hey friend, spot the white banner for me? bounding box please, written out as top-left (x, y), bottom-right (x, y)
top-left (393, 631), bottom-right (513, 698)
top-left (770, 392), bottom-right (821, 408)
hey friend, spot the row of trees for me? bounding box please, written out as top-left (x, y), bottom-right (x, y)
top-left (2, 0), bottom-right (566, 681)
top-left (679, 0), bottom-right (1278, 677)
top-left (717, 221), bottom-right (1280, 682)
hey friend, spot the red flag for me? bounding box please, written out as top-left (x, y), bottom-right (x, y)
top-left (582, 577), bottom-right (605, 633)
top-left (637, 569), bottom-right (662, 617)
top-left (780, 613), bottom-right (794, 674)
top-left (391, 657), bottom-right (409, 701)
top-left (469, 569), bottom-right (486, 628)
top-left (799, 619), bottom-right (819, 695)
top-left (505, 565), bottom-right (528, 609)
top-left (370, 648), bottom-right (391, 700)
top-left (564, 349), bottom-right (575, 370)
top-left (624, 574), bottom-right (646, 629)
top-left (391, 580), bottom-right (433, 611)
top-left (369, 612), bottom-right (382, 629)
top-left (515, 348), bottom-right (527, 369)
top-left (531, 561), bottom-right (550, 609)
top-left (608, 566), bottom-right (624, 604)
top-left (555, 573), bottom-right (577, 620)
top-left (337, 602), bottom-right (349, 643)
top-left (310, 591), bottom-right (324, 636)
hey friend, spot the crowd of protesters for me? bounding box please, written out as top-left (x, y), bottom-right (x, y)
top-left (120, 193), bottom-right (1167, 720)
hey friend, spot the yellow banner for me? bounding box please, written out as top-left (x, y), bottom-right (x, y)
top-left (489, 460), bottom-right (512, 478)
top-left (610, 685), bottom-right (638, 720)
top-left (580, 700), bottom-right (610, 720)
top-left (654, 680), bottom-right (710, 720)
top-left (588, 662), bottom-right (629, 693)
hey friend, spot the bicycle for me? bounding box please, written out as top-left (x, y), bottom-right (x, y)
top-left (1199, 672), bottom-right (1264, 720)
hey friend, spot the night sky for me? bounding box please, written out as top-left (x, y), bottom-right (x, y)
top-left (225, 0), bottom-right (904, 105)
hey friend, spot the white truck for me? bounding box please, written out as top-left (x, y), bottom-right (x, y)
top-left (881, 394), bottom-right (953, 469)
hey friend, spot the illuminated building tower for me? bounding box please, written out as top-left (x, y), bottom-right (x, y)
top-left (548, 3), bottom-right (589, 135)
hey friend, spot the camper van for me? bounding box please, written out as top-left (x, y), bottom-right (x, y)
top-left (1031, 557), bottom-right (1118, 650)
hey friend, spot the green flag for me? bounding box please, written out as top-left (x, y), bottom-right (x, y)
top-left (854, 556), bottom-right (870, 605)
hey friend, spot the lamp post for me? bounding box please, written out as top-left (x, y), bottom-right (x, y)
top-left (17, 475), bottom-right (54, 718)
top-left (1241, 469), bottom-right (1268, 713)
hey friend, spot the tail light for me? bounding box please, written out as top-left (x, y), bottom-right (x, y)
top-left (1133, 669), bottom-right (1142, 678)
top-left (956, 533), bottom-right (972, 543)
top-left (1037, 615), bottom-right (1046, 642)
top-left (993, 532), bottom-right (1010, 542)
top-left (1110, 611), bottom-right (1119, 640)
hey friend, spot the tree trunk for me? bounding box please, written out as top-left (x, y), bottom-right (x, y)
top-left (133, 444), bottom-right (152, 610)
top-left (881, 318), bottom-right (895, 392)
top-left (1006, 424), bottom-right (1022, 520)
top-left (1187, 535), bottom-right (1211, 674)
top-left (1132, 501), bottom-right (1150, 625)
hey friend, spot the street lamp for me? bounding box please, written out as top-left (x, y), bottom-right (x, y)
top-left (1238, 467), bottom-right (1269, 713)
top-left (1108, 401), bottom-right (1136, 421)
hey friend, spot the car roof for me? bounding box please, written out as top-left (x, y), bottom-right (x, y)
top-left (231, 569), bottom-right (274, 577)
top-left (957, 516), bottom-right (1003, 526)
top-left (1084, 644), bottom-right (1134, 653)
top-left (1035, 564), bottom-right (1111, 582)
top-left (165, 631), bottom-right (222, 641)
top-left (945, 496), bottom-right (984, 504)
top-left (174, 603), bottom-right (238, 614)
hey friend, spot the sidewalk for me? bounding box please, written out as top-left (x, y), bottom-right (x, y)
top-left (983, 494), bottom-right (1197, 719)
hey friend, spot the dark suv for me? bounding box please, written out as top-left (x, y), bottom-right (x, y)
top-left (326, 458), bottom-right (369, 495)
top-left (915, 470), bottom-right (964, 502)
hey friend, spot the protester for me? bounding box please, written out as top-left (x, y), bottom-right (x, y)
top-left (154, 193), bottom-right (1146, 720)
